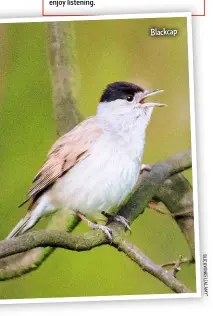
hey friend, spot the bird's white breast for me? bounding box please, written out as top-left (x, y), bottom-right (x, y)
top-left (49, 121), bottom-right (145, 215)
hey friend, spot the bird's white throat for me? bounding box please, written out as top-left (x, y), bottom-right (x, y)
top-left (97, 100), bottom-right (153, 158)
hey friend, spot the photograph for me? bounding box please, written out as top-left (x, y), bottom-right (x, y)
top-left (0, 13), bottom-right (200, 302)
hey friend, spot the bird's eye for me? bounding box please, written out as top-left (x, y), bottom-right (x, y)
top-left (127, 95), bottom-right (134, 102)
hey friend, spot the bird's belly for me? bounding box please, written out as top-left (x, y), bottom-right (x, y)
top-left (49, 148), bottom-right (141, 215)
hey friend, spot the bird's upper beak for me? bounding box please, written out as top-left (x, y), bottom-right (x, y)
top-left (139, 89), bottom-right (166, 107)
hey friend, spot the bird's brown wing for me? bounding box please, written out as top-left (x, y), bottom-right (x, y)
top-left (19, 117), bottom-right (102, 207)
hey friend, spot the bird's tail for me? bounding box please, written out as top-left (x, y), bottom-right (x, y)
top-left (6, 195), bottom-right (55, 240)
top-left (6, 199), bottom-right (45, 240)
top-left (6, 213), bottom-right (33, 239)
top-left (6, 211), bottom-right (40, 240)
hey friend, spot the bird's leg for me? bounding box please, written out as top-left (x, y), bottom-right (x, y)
top-left (76, 211), bottom-right (112, 241)
top-left (102, 212), bottom-right (131, 232)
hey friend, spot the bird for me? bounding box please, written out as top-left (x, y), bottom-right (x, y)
top-left (6, 81), bottom-right (165, 240)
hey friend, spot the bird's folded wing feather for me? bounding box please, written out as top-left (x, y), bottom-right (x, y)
top-left (19, 117), bottom-right (102, 207)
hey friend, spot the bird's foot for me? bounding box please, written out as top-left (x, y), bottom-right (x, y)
top-left (87, 222), bottom-right (113, 241)
top-left (76, 211), bottom-right (113, 241)
top-left (112, 215), bottom-right (131, 232)
top-left (102, 212), bottom-right (131, 232)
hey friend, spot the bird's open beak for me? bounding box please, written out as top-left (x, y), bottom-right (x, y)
top-left (139, 89), bottom-right (166, 107)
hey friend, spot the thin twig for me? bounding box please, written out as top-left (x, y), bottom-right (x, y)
top-left (112, 239), bottom-right (191, 293)
top-left (162, 256), bottom-right (194, 269)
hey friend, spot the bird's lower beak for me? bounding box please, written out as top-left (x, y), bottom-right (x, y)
top-left (139, 89), bottom-right (166, 107)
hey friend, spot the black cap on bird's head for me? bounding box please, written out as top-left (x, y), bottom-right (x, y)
top-left (100, 81), bottom-right (165, 108)
top-left (100, 82), bottom-right (144, 103)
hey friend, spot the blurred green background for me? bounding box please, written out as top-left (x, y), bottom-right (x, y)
top-left (0, 17), bottom-right (195, 299)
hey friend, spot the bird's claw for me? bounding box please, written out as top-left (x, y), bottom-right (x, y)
top-left (102, 212), bottom-right (131, 232)
top-left (88, 222), bottom-right (113, 242)
top-left (109, 215), bottom-right (131, 232)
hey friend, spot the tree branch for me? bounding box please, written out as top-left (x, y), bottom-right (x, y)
top-left (112, 238), bottom-right (191, 293)
top-left (0, 213), bottom-right (80, 281)
top-left (48, 21), bottom-right (81, 135)
top-left (133, 157), bottom-right (194, 262)
top-left (156, 173), bottom-right (195, 260)
top-left (0, 227), bottom-right (191, 293)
